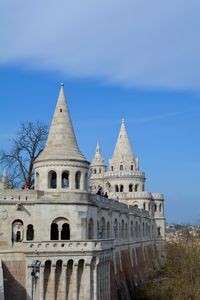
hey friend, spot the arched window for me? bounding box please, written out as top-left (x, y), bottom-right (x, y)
top-left (51, 223), bottom-right (59, 240)
top-left (107, 222), bottom-right (110, 238)
top-left (135, 221), bottom-right (138, 238)
top-left (12, 220), bottom-right (23, 243)
top-left (85, 173), bottom-right (88, 191)
top-left (114, 219), bottom-right (118, 239)
top-left (94, 169), bottom-right (97, 174)
top-left (131, 221), bottom-right (134, 238)
top-left (115, 185), bottom-right (119, 192)
top-left (62, 171), bottom-right (69, 188)
top-left (75, 171), bottom-right (81, 189)
top-left (35, 172), bottom-right (40, 190)
top-left (159, 203), bottom-right (162, 212)
top-left (26, 224), bottom-right (34, 241)
top-left (101, 217), bottom-right (106, 239)
top-left (88, 218), bottom-right (94, 239)
top-left (99, 168), bottom-right (101, 174)
top-left (48, 171), bottom-right (57, 189)
top-left (135, 184), bottom-right (138, 192)
top-left (131, 165), bottom-right (134, 171)
top-left (142, 222), bottom-right (145, 237)
top-left (111, 166), bottom-right (114, 171)
top-left (61, 223), bottom-right (70, 240)
top-left (129, 184), bottom-right (133, 192)
top-left (121, 220), bottom-right (125, 239)
top-left (120, 165), bottom-right (123, 171)
top-left (97, 221), bottom-right (100, 239)
top-left (120, 185), bottom-right (124, 192)
top-left (143, 202), bottom-right (146, 210)
top-left (158, 227), bottom-right (161, 236)
top-left (125, 223), bottom-right (128, 239)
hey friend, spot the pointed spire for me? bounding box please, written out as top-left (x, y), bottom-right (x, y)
top-left (36, 83), bottom-right (86, 162)
top-left (91, 142), bottom-right (105, 165)
top-left (113, 119), bottom-right (134, 158)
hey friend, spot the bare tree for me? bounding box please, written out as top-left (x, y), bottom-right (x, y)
top-left (135, 237), bottom-right (200, 300)
top-left (0, 121), bottom-right (48, 189)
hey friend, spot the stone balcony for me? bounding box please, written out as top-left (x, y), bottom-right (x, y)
top-left (24, 239), bottom-right (115, 254)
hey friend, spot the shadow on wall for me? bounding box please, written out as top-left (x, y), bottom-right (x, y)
top-left (3, 262), bottom-right (26, 300)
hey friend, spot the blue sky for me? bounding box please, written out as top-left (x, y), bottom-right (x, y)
top-left (0, 1), bottom-right (200, 224)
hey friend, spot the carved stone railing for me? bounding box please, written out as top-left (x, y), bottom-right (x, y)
top-left (0, 190), bottom-right (44, 202)
top-left (24, 239), bottom-right (115, 253)
top-left (105, 171), bottom-right (145, 177)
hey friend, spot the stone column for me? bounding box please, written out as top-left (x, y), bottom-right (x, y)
top-left (83, 263), bottom-right (91, 299)
top-left (60, 264), bottom-right (67, 300)
top-left (39, 264), bottom-right (45, 300)
top-left (70, 170), bottom-right (76, 190)
top-left (71, 263), bottom-right (78, 300)
top-left (48, 263), bottom-right (56, 300)
top-left (57, 170), bottom-right (62, 189)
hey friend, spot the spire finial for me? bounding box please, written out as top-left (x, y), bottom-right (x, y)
top-left (122, 118), bottom-right (125, 124)
top-left (60, 82), bottom-right (64, 87)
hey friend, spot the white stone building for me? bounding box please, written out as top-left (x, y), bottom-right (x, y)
top-left (0, 84), bottom-right (165, 300)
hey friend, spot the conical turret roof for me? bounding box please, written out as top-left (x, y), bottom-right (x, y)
top-left (36, 83), bottom-right (87, 162)
top-left (112, 119), bottom-right (134, 159)
top-left (91, 142), bottom-right (105, 166)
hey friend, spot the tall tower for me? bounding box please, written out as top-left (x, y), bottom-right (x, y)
top-left (90, 143), bottom-right (106, 193)
top-left (34, 83), bottom-right (90, 192)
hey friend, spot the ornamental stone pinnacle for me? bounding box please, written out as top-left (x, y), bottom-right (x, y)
top-left (91, 142), bottom-right (105, 165)
top-left (36, 83), bottom-right (87, 163)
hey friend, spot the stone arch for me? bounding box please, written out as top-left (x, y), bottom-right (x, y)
top-left (107, 221), bottom-right (110, 238)
top-left (77, 259), bottom-right (84, 299)
top-left (55, 260), bottom-right (63, 300)
top-left (129, 184), bottom-right (133, 192)
top-left (66, 260), bottom-right (73, 299)
top-left (75, 171), bottom-right (81, 189)
top-left (120, 184), bottom-right (124, 192)
top-left (101, 217), bottom-right (106, 239)
top-left (62, 171), bottom-right (69, 188)
top-left (26, 224), bottom-right (34, 241)
top-left (121, 220), bottom-right (125, 239)
top-left (88, 218), bottom-right (94, 239)
top-left (114, 219), bottom-right (118, 238)
top-left (131, 220), bottom-right (134, 238)
top-left (115, 185), bottom-right (119, 192)
top-left (12, 219), bottom-right (23, 243)
top-left (48, 170), bottom-right (57, 189)
top-left (44, 260), bottom-right (51, 300)
top-left (51, 217), bottom-right (70, 240)
top-left (85, 172), bottom-right (88, 191)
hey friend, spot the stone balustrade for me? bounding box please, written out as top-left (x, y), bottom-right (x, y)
top-left (0, 190), bottom-right (43, 202)
top-left (105, 171), bottom-right (145, 177)
top-left (24, 239), bottom-right (115, 253)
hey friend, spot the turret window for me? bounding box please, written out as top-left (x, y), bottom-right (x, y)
top-left (62, 171), bottom-right (69, 188)
top-left (135, 184), bottom-right (138, 192)
top-left (129, 184), bottom-right (133, 192)
top-left (26, 224), bottom-right (34, 241)
top-left (115, 185), bottom-right (119, 192)
top-left (120, 185), bottom-right (124, 192)
top-left (75, 171), bottom-right (81, 189)
top-left (120, 165), bottom-right (123, 171)
top-left (48, 171), bottom-right (57, 189)
top-left (131, 165), bottom-right (134, 171)
top-left (111, 166), bottom-right (114, 171)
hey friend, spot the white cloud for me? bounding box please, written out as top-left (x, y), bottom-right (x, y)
top-left (0, 0), bottom-right (200, 90)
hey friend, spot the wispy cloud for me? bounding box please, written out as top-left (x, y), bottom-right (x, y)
top-left (128, 111), bottom-right (185, 124)
top-left (0, 1), bottom-right (200, 90)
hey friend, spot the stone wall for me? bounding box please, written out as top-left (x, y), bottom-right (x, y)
top-left (3, 260), bottom-right (26, 300)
